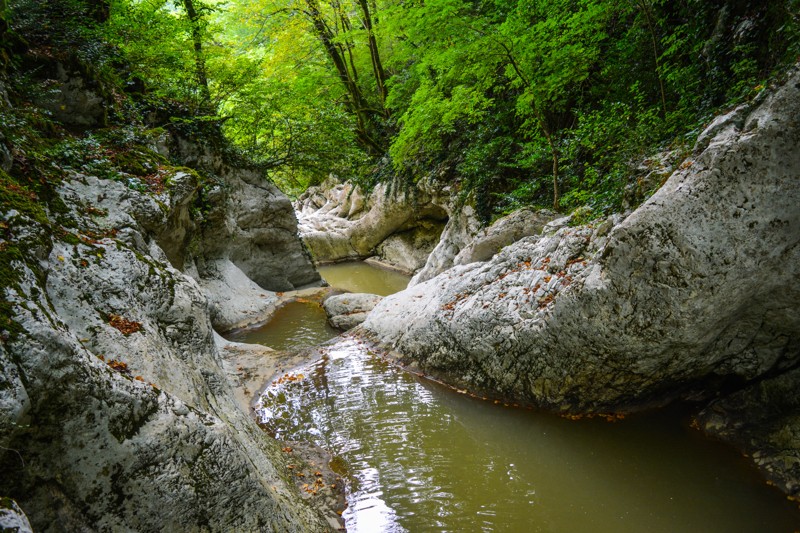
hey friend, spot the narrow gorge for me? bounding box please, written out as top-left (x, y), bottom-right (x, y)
top-left (1, 0), bottom-right (799, 530)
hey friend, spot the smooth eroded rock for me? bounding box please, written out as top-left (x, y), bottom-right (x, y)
top-left (295, 177), bottom-right (448, 271)
top-left (323, 293), bottom-right (383, 330)
top-left (362, 65), bottom-right (800, 415)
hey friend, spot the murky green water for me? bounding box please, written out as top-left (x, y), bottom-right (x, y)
top-left (258, 339), bottom-right (800, 532)
top-left (236, 261), bottom-right (800, 531)
top-left (226, 300), bottom-right (339, 351)
top-left (226, 262), bottom-right (410, 351)
top-left (318, 262), bottom-right (410, 296)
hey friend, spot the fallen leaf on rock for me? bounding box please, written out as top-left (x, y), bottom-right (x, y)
top-left (109, 315), bottom-right (142, 335)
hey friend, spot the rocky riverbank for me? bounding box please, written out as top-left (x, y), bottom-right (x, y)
top-left (359, 64), bottom-right (800, 495)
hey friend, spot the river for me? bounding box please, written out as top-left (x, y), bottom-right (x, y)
top-left (239, 262), bottom-right (800, 532)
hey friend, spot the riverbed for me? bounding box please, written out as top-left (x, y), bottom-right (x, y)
top-left (242, 262), bottom-right (800, 531)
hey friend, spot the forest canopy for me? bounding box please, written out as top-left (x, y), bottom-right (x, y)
top-left (4, 0), bottom-right (799, 220)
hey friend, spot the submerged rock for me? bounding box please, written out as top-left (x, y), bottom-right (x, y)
top-left (361, 65), bottom-right (800, 491)
top-left (323, 293), bottom-right (384, 330)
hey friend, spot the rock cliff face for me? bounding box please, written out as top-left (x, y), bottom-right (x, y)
top-left (361, 66), bottom-right (800, 488)
top-left (295, 177), bottom-right (448, 272)
top-left (296, 177), bottom-right (558, 280)
top-left (0, 131), bottom-right (330, 529)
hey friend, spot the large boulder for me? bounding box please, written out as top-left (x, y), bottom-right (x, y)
top-left (170, 136), bottom-right (321, 294)
top-left (0, 142), bottom-right (331, 529)
top-left (362, 65), bottom-right (800, 415)
top-left (408, 204), bottom-right (482, 285)
top-left (410, 206), bottom-right (557, 285)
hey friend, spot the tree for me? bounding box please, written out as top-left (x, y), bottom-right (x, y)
top-left (180, 0), bottom-right (212, 110)
top-left (299, 0), bottom-right (389, 154)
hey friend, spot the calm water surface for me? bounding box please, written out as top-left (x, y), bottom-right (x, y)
top-left (238, 262), bottom-right (800, 531)
top-left (225, 300), bottom-right (338, 351)
top-left (318, 262), bottom-right (410, 296)
top-left (227, 262), bottom-right (407, 350)
top-left (258, 339), bottom-right (800, 532)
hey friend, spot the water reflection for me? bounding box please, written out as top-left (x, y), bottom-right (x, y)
top-left (258, 338), bottom-right (800, 532)
top-left (225, 300), bottom-right (338, 351)
top-left (318, 262), bottom-right (410, 296)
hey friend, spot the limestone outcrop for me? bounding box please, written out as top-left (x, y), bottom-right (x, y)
top-left (362, 66), bottom-right (800, 417)
top-left (296, 177), bottom-right (558, 281)
top-left (295, 177), bottom-right (447, 272)
top-left (323, 293), bottom-right (383, 330)
top-left (0, 135), bottom-right (331, 529)
top-left (410, 206), bottom-right (557, 285)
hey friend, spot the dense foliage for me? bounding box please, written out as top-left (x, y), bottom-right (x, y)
top-left (3, 0), bottom-right (800, 219)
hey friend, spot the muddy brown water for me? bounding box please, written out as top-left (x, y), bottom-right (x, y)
top-left (241, 261), bottom-right (800, 532)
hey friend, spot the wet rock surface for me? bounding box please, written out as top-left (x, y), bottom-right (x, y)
top-left (697, 366), bottom-right (800, 497)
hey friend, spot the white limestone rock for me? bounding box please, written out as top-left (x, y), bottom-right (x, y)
top-left (323, 293), bottom-right (384, 330)
top-left (295, 177), bottom-right (448, 270)
top-left (362, 65), bottom-right (800, 416)
top-left (0, 498), bottom-right (32, 533)
top-left (0, 138), bottom-right (331, 530)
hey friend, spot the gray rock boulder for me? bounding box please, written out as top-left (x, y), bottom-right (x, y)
top-left (35, 62), bottom-right (106, 126)
top-left (409, 204), bottom-right (556, 287)
top-left (295, 177), bottom-right (447, 272)
top-left (409, 204), bottom-right (482, 285)
top-left (1, 253), bottom-right (329, 532)
top-left (165, 138), bottom-right (321, 294)
top-left (362, 64), bottom-right (800, 415)
top-left (375, 220), bottom-right (446, 273)
top-left (453, 207), bottom-right (556, 266)
top-left (323, 293), bottom-right (383, 330)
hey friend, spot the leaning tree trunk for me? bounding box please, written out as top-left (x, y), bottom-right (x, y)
top-left (542, 128), bottom-right (560, 212)
top-left (303, 0), bottom-right (383, 154)
top-left (181, 0), bottom-right (212, 110)
top-left (357, 0), bottom-right (389, 110)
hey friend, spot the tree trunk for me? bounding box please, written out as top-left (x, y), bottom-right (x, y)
top-left (332, 1), bottom-right (360, 83)
top-left (303, 0), bottom-right (382, 153)
top-left (181, 0), bottom-right (212, 110)
top-left (542, 128), bottom-right (560, 212)
top-left (357, 0), bottom-right (388, 110)
top-left (635, 0), bottom-right (667, 117)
